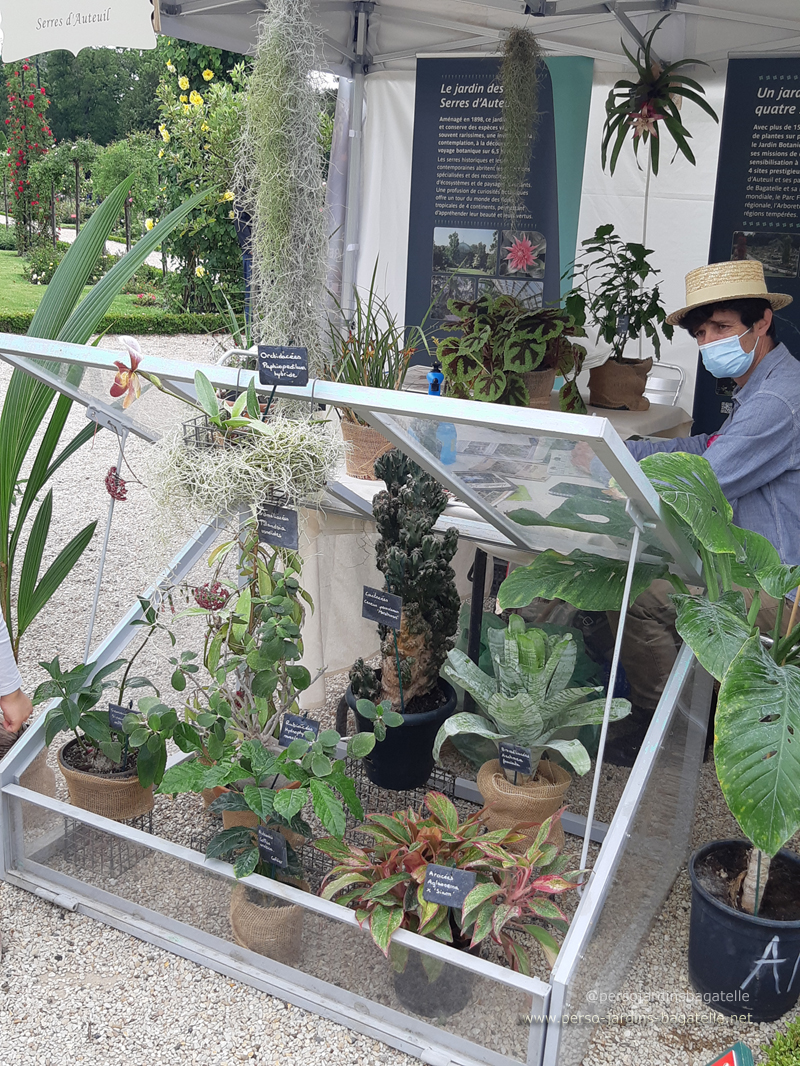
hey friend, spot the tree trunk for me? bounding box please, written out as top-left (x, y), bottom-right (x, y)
top-left (741, 847), bottom-right (771, 915)
top-left (3, 175), bottom-right (7, 228)
top-left (74, 160), bottom-right (80, 235)
top-left (51, 181), bottom-right (57, 249)
top-left (124, 199), bottom-right (131, 252)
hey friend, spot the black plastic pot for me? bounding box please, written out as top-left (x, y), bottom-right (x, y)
top-left (392, 948), bottom-right (475, 1017)
top-left (688, 840), bottom-right (800, 1022)
top-left (346, 676), bottom-right (457, 791)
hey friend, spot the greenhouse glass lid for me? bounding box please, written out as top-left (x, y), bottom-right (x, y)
top-left (0, 333), bottom-right (700, 580)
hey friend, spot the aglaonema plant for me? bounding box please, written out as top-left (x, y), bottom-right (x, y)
top-left (0, 175), bottom-right (205, 662)
top-left (497, 451), bottom-right (800, 916)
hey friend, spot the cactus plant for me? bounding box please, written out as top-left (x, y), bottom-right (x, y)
top-left (349, 450), bottom-right (460, 710)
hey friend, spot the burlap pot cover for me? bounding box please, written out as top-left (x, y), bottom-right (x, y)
top-left (588, 357), bottom-right (652, 412)
top-left (57, 741), bottom-right (154, 821)
top-left (341, 419), bottom-right (393, 480)
top-left (20, 747), bottom-right (57, 797)
top-left (230, 882), bottom-right (305, 964)
top-left (477, 758), bottom-right (571, 851)
top-left (522, 368), bottom-right (556, 410)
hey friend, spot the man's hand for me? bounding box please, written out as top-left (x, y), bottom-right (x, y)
top-left (0, 688), bottom-right (33, 733)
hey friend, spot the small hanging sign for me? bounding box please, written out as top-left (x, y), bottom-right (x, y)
top-left (2, 0), bottom-right (157, 62)
top-left (422, 864), bottom-right (477, 907)
top-left (279, 713), bottom-right (320, 747)
top-left (258, 504), bottom-right (299, 550)
top-left (498, 742), bottom-right (533, 776)
top-left (108, 703), bottom-right (135, 733)
top-left (256, 826), bottom-right (288, 870)
top-left (703, 1044), bottom-right (754, 1066)
top-left (257, 346), bottom-right (309, 387)
top-left (362, 586), bottom-right (403, 630)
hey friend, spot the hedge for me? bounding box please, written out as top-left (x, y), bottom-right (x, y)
top-left (0, 311), bottom-right (229, 336)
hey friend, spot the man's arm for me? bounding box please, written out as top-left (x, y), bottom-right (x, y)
top-left (625, 433), bottom-right (710, 461)
top-left (0, 615), bottom-right (31, 733)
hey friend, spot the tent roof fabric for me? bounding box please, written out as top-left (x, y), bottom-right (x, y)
top-left (157, 1), bottom-right (800, 73)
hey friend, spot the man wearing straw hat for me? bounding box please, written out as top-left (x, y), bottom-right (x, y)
top-left (608, 259), bottom-right (800, 763)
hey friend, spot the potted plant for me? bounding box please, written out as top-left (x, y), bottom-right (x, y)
top-left (436, 291), bottom-right (587, 413)
top-left (497, 451), bottom-right (800, 1022)
top-left (346, 450), bottom-right (461, 789)
top-left (325, 261), bottom-right (423, 479)
top-left (434, 615), bottom-right (630, 847)
top-left (318, 792), bottom-right (580, 1016)
top-left (564, 224), bottom-right (673, 411)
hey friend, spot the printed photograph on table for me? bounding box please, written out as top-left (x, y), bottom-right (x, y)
top-left (730, 230), bottom-right (800, 278)
top-left (432, 227), bottom-right (498, 274)
top-left (499, 230), bottom-right (546, 278)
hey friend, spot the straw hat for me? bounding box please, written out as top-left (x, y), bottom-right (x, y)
top-left (666, 260), bottom-right (792, 326)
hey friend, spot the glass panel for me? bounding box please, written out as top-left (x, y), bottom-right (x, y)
top-left (14, 802), bottom-right (538, 1062)
top-left (552, 656), bottom-right (713, 1066)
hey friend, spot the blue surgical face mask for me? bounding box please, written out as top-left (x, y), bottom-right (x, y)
top-left (699, 328), bottom-right (756, 379)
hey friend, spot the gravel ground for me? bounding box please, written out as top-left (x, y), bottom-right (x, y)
top-left (1, 334), bottom-right (798, 1066)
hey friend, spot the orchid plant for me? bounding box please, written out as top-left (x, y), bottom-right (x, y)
top-left (602, 15), bottom-right (718, 176)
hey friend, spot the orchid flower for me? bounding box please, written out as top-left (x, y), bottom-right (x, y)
top-left (110, 336), bottom-right (143, 409)
top-left (629, 101), bottom-right (663, 139)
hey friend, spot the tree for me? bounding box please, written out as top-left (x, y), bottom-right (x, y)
top-left (5, 60), bottom-right (53, 253)
top-left (43, 49), bottom-right (128, 145)
top-left (93, 134), bottom-right (159, 249)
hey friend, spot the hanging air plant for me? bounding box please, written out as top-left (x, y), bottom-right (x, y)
top-left (602, 15), bottom-right (718, 176)
top-left (499, 28), bottom-right (543, 223)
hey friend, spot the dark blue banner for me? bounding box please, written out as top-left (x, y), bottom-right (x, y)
top-left (695, 58), bottom-right (800, 435)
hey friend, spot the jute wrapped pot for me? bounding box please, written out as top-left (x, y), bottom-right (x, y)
top-left (477, 758), bottom-right (570, 852)
top-left (588, 357), bottom-right (652, 411)
top-left (57, 741), bottom-right (154, 821)
top-left (20, 747), bottom-right (57, 830)
top-left (230, 882), bottom-right (306, 964)
top-left (522, 368), bottom-right (556, 410)
top-left (341, 418), bottom-right (393, 479)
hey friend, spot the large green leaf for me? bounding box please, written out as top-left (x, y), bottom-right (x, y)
top-left (441, 649), bottom-right (498, 711)
top-left (640, 453), bottom-right (743, 559)
top-left (432, 712), bottom-right (507, 762)
top-left (17, 511), bottom-right (97, 638)
top-left (715, 635), bottom-right (800, 856)
top-left (497, 549), bottom-right (669, 612)
top-left (673, 591), bottom-right (751, 682)
top-left (730, 525), bottom-right (800, 600)
top-left (488, 692), bottom-right (545, 749)
top-left (509, 495), bottom-right (634, 540)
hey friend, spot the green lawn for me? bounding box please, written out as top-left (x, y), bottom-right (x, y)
top-left (0, 251), bottom-right (164, 319)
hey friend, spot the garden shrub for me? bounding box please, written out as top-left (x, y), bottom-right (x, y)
top-left (0, 226), bottom-right (17, 251)
top-left (762, 1018), bottom-right (800, 1066)
top-left (0, 311), bottom-right (229, 335)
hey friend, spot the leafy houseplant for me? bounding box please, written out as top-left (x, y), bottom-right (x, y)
top-left (436, 291), bottom-right (587, 413)
top-left (318, 792), bottom-right (579, 1012)
top-left (497, 452), bottom-right (800, 1020)
top-left (564, 224), bottom-right (674, 411)
top-left (499, 29), bottom-right (543, 224)
top-left (601, 15), bottom-right (718, 177)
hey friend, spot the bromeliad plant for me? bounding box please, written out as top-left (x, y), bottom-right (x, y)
top-left (318, 792), bottom-right (580, 974)
top-left (436, 291), bottom-right (587, 412)
top-left (602, 15), bottom-right (718, 176)
top-left (498, 451), bottom-right (800, 916)
top-left (435, 615), bottom-right (630, 778)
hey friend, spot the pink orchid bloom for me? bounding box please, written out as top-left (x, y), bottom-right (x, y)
top-left (629, 102), bottom-right (663, 139)
top-left (504, 236), bottom-right (537, 274)
top-left (110, 336), bottom-right (143, 409)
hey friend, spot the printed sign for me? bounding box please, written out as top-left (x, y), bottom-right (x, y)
top-left (108, 703), bottom-right (135, 733)
top-left (498, 742), bottom-right (533, 776)
top-left (256, 826), bottom-right (288, 870)
top-left (2, 0), bottom-right (156, 62)
top-left (704, 1043), bottom-right (754, 1066)
top-left (279, 713), bottom-right (320, 747)
top-left (362, 586), bottom-right (403, 630)
top-left (257, 346), bottom-right (309, 387)
top-left (422, 864), bottom-right (477, 908)
top-left (257, 504), bottom-right (299, 550)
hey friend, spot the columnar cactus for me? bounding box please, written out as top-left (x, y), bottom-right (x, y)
top-left (350, 450), bottom-right (460, 710)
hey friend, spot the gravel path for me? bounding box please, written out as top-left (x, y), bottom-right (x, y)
top-left (0, 334), bottom-right (798, 1065)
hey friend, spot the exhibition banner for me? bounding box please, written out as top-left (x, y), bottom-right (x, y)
top-left (404, 55), bottom-right (593, 339)
top-left (0, 0), bottom-right (156, 62)
top-left (695, 57), bottom-right (800, 434)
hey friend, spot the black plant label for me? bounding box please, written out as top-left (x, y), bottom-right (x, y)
top-left (422, 864), bottom-right (476, 907)
top-left (279, 714), bottom-right (320, 747)
top-left (257, 346), bottom-right (309, 387)
top-left (257, 504), bottom-right (299, 550)
top-left (362, 586), bottom-right (402, 630)
top-left (498, 742), bottom-right (533, 776)
top-left (108, 703), bottom-right (135, 733)
top-left (257, 826), bottom-right (288, 869)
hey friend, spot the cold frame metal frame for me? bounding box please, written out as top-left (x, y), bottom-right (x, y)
top-left (0, 334), bottom-right (712, 1066)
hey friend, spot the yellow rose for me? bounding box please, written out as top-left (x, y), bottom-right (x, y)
top-left (200, 123), bottom-right (210, 132)
top-left (178, 75), bottom-right (190, 91)
top-left (229, 210), bottom-right (235, 219)
top-left (202, 69), bottom-right (214, 82)
top-left (159, 125), bottom-right (170, 143)
top-left (145, 218), bottom-right (154, 231)
top-left (222, 190), bottom-right (234, 201)
top-left (190, 90), bottom-right (203, 107)
top-left (158, 148), bottom-right (164, 159)
top-left (166, 61), bottom-right (176, 73)
top-left (179, 94), bottom-right (188, 103)
top-left (183, 105), bottom-right (192, 115)
top-left (195, 265), bottom-right (206, 278)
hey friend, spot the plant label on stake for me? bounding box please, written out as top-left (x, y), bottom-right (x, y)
top-left (257, 346), bottom-right (309, 387)
top-left (498, 742), bottom-right (533, 777)
top-left (108, 702), bottom-right (135, 733)
top-left (257, 504), bottom-right (299, 550)
top-left (422, 865), bottom-right (477, 907)
top-left (279, 713), bottom-right (320, 747)
top-left (256, 826), bottom-right (288, 870)
top-left (362, 587), bottom-right (403, 629)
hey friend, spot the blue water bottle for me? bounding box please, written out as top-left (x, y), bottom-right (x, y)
top-left (427, 360), bottom-right (456, 464)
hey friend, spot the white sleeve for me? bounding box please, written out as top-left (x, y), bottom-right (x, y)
top-left (0, 615), bottom-right (23, 697)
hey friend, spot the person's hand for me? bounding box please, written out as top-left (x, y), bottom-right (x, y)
top-left (0, 688), bottom-right (33, 733)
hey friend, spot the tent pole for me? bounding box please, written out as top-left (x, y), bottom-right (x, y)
top-left (340, 3), bottom-right (373, 318)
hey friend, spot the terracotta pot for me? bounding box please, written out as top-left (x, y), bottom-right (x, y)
top-left (522, 368), bottom-right (556, 410)
top-left (229, 881), bottom-right (307, 964)
top-left (341, 418), bottom-right (394, 479)
top-left (588, 357), bottom-right (652, 411)
top-left (477, 758), bottom-right (570, 852)
top-left (57, 740), bottom-right (153, 821)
